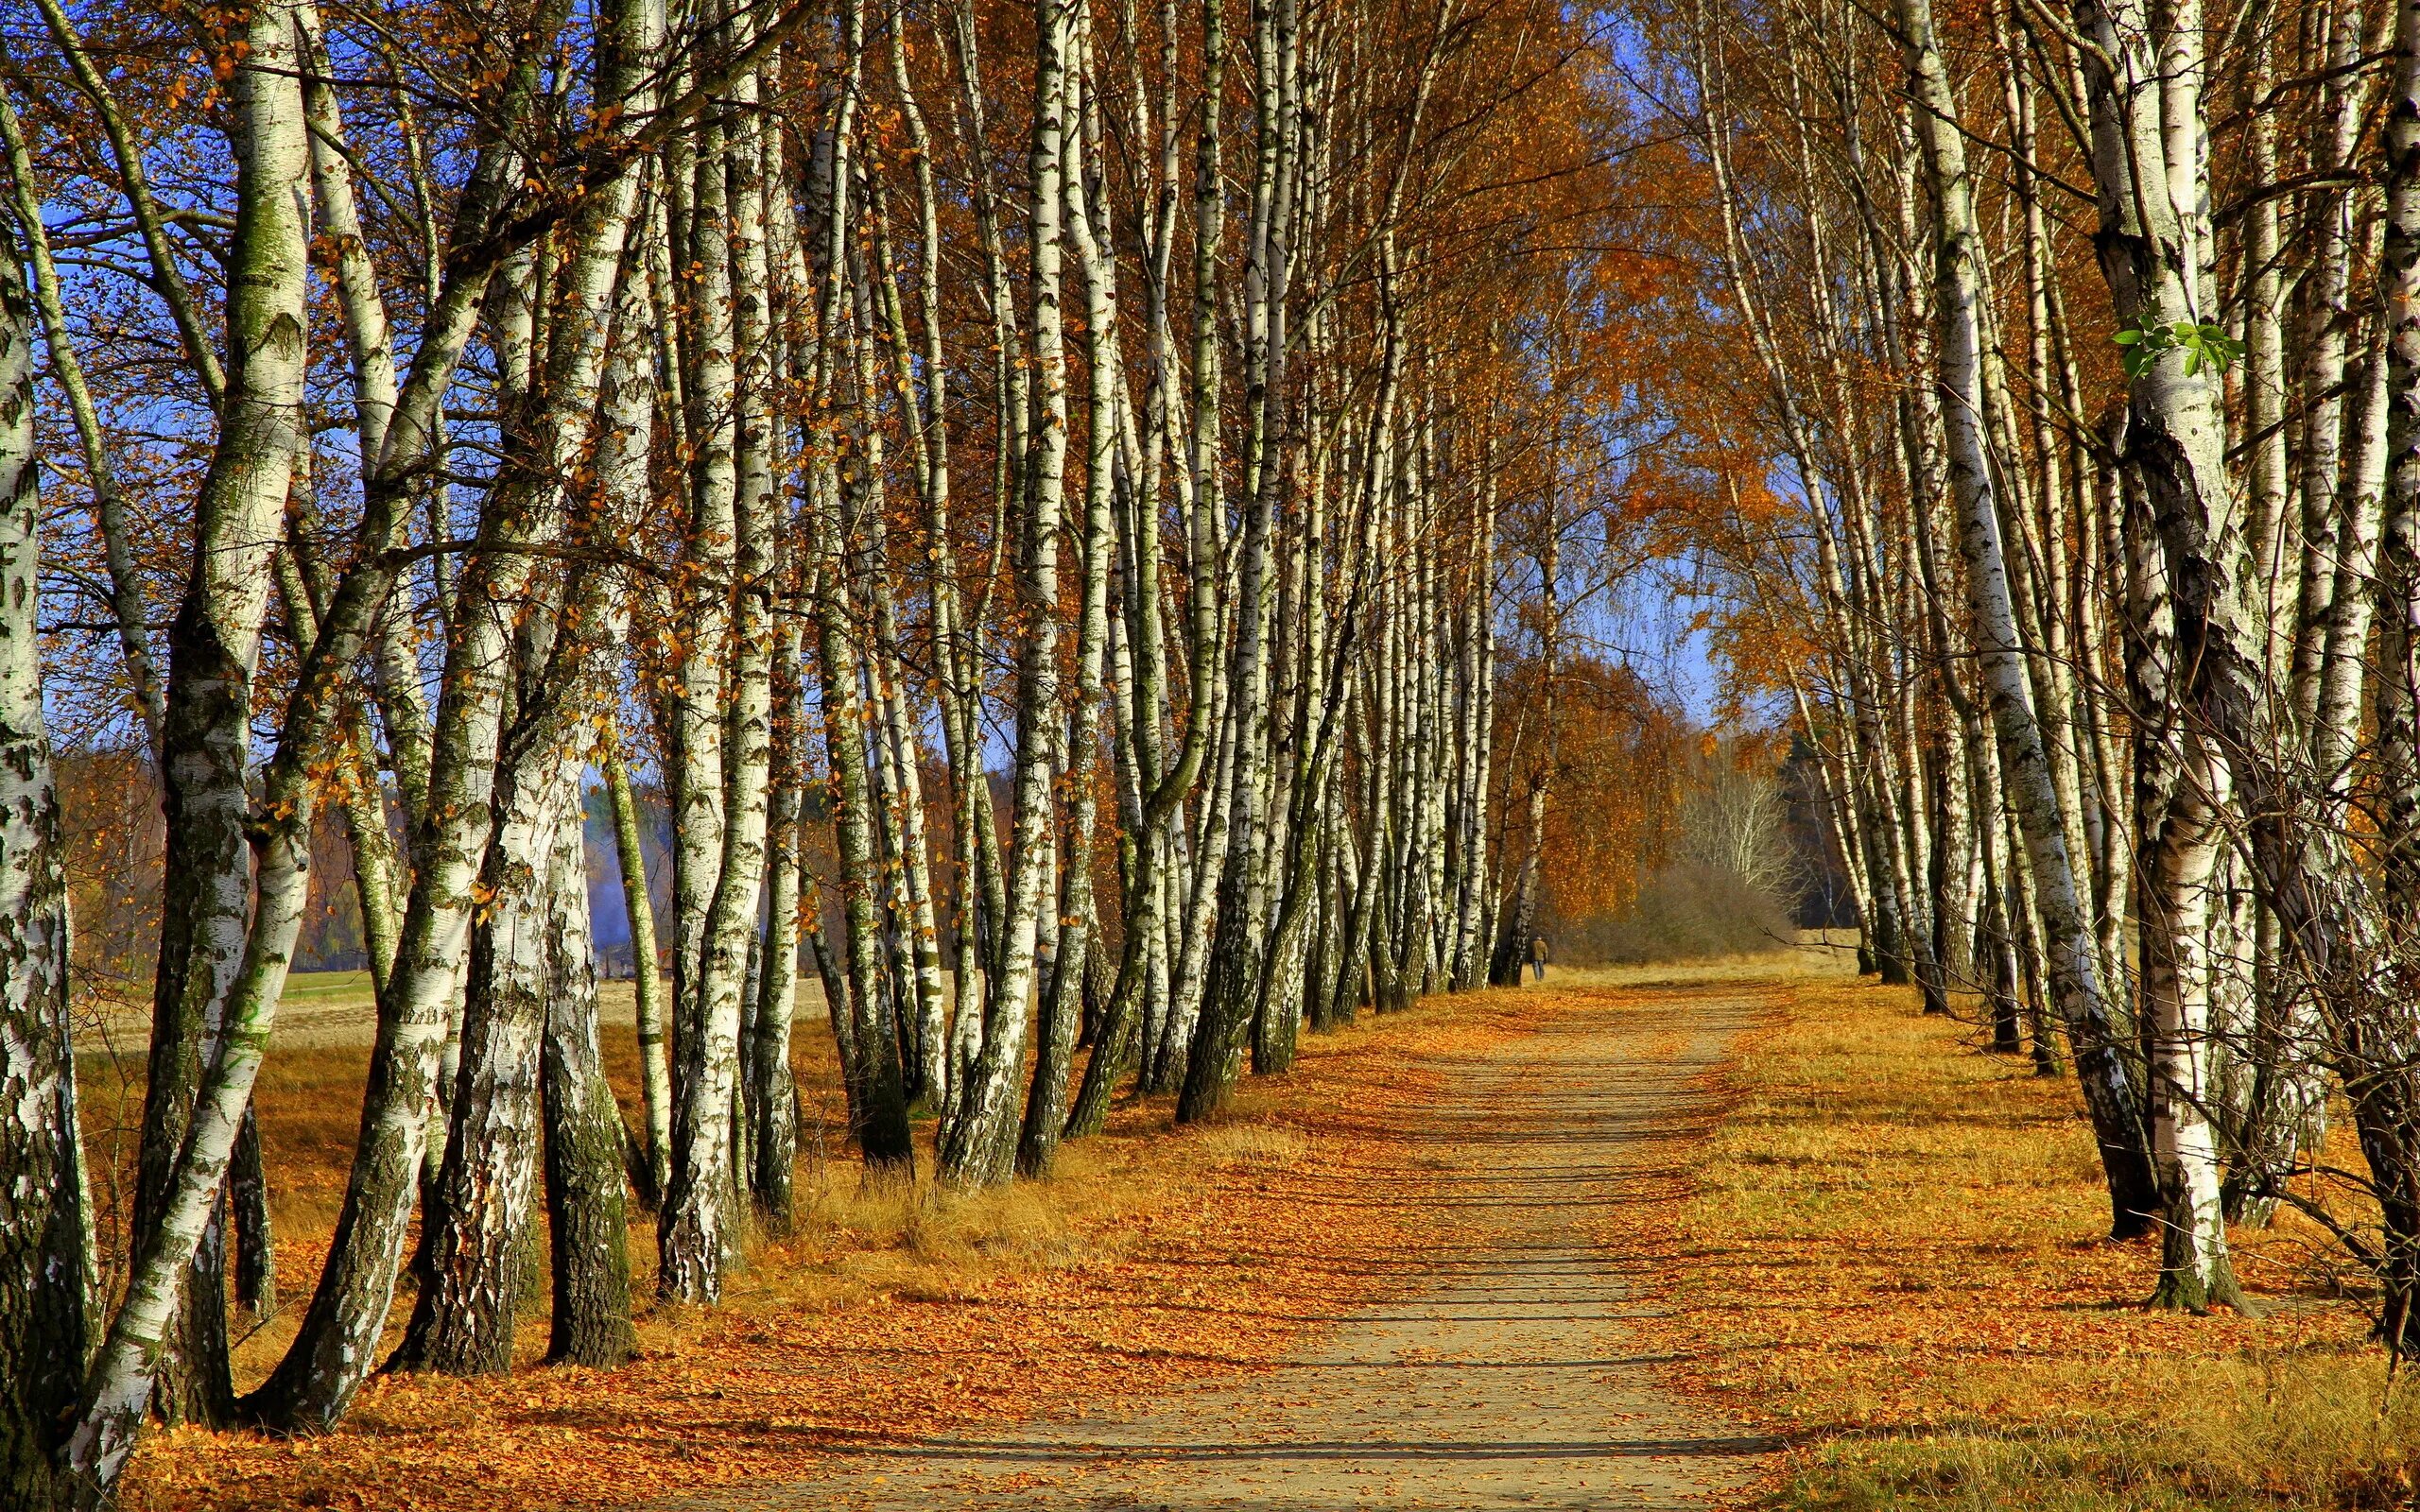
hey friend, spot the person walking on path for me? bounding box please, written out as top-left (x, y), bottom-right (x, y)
top-left (1530, 936), bottom-right (1549, 982)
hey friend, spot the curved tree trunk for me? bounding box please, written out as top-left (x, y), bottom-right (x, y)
top-left (134, 0), bottom-right (314, 1424)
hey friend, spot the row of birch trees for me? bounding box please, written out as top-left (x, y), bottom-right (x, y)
top-left (1661, 0), bottom-right (2420, 1348)
top-left (0, 0), bottom-right (1625, 1500)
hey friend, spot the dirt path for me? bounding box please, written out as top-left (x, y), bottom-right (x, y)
top-left (655, 987), bottom-right (1774, 1511)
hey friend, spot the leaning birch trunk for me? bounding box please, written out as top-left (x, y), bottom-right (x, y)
top-left (2125, 452), bottom-right (2247, 1307)
top-left (133, 0), bottom-right (312, 1425)
top-left (0, 222), bottom-right (86, 1511)
top-left (292, 0), bottom-right (433, 832)
top-left (663, 40), bottom-right (781, 1305)
top-left (54, 528), bottom-right (398, 1489)
top-left (259, 496), bottom-right (410, 1329)
top-left (605, 736), bottom-right (671, 1206)
top-left (399, 193), bottom-right (653, 1361)
top-left (245, 0), bottom-right (630, 1425)
top-left (1896, 0), bottom-right (2158, 1236)
top-left (57, 82), bottom-right (536, 1476)
top-left (940, 0), bottom-right (1077, 1186)
top-left (1491, 526), bottom-right (1556, 988)
top-left (1181, 0), bottom-right (1297, 1119)
top-left (2386, 0), bottom-right (2420, 949)
top-left (272, 524), bottom-right (405, 1012)
top-left (392, 713), bottom-right (578, 1375)
top-left (2140, 730), bottom-right (2247, 1311)
top-left (596, 236), bottom-right (670, 1207)
top-left (750, 651), bottom-right (804, 1228)
top-left (1020, 34), bottom-right (1121, 1174)
top-left (0, 86), bottom-right (164, 746)
top-left (667, 55), bottom-right (738, 1080)
top-left (541, 764), bottom-right (637, 1366)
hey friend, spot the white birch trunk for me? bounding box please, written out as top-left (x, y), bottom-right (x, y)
top-left (1897, 0), bottom-right (2159, 1233)
top-left (0, 216), bottom-right (85, 1509)
top-left (939, 0), bottom-right (1077, 1186)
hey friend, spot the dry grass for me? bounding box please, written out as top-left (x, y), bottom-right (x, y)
top-left (1654, 973), bottom-right (2420, 1512)
top-left (104, 980), bottom-right (1548, 1511)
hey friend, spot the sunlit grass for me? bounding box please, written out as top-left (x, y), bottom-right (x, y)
top-left (1669, 974), bottom-right (2417, 1511)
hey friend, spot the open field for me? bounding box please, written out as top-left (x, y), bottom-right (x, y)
top-left (74, 971), bottom-right (852, 1334)
top-left (80, 970), bottom-right (826, 1053)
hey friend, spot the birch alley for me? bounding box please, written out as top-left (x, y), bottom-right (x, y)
top-left (1, 0), bottom-right (2418, 1504)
